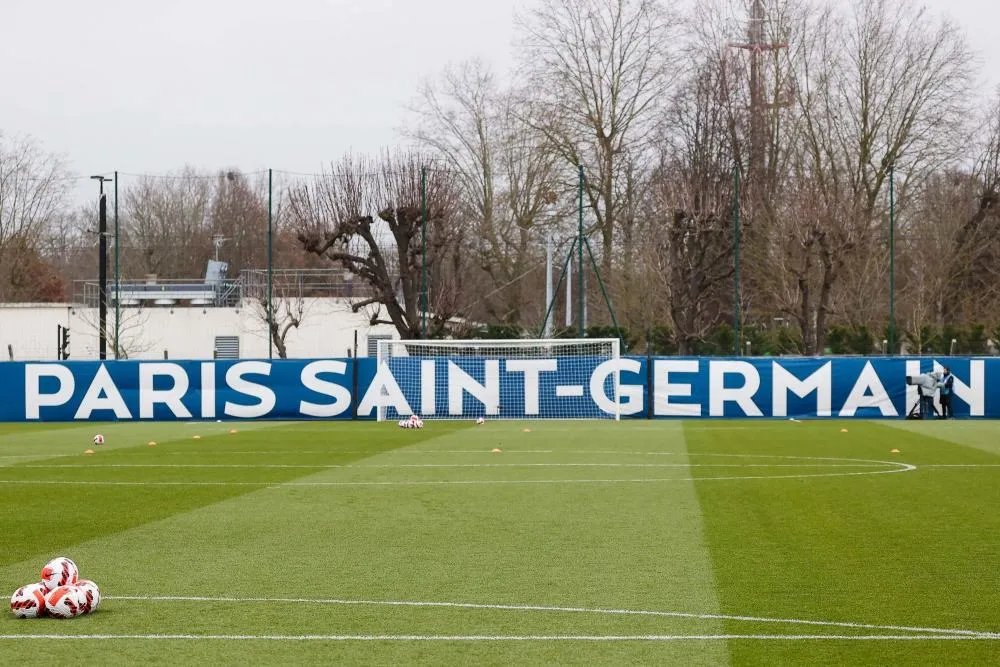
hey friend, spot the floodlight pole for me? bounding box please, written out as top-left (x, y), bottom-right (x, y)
top-left (421, 166), bottom-right (428, 340)
top-left (733, 162), bottom-right (742, 356)
top-left (91, 175), bottom-right (112, 360)
top-left (888, 163), bottom-right (896, 355)
top-left (113, 171), bottom-right (120, 359)
top-left (267, 168), bottom-right (274, 360)
top-left (577, 165), bottom-right (585, 337)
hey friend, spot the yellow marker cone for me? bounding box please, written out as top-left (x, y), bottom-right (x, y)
top-left (522, 428), bottom-right (532, 433)
top-left (148, 441), bottom-right (157, 446)
top-left (193, 435), bottom-right (201, 440)
top-left (890, 448), bottom-right (900, 453)
top-left (84, 449), bottom-right (94, 455)
top-left (492, 448), bottom-right (502, 453)
top-left (229, 429), bottom-right (238, 435)
top-left (840, 428), bottom-right (848, 433)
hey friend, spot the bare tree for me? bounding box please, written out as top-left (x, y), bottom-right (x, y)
top-left (291, 151), bottom-right (466, 340)
top-left (121, 166), bottom-right (214, 278)
top-left (210, 169), bottom-right (270, 276)
top-left (409, 60), bottom-right (564, 327)
top-left (763, 0), bottom-right (973, 353)
top-left (254, 285), bottom-right (307, 359)
top-left (645, 54), bottom-right (739, 353)
top-left (0, 133), bottom-right (73, 301)
top-left (517, 0), bottom-right (679, 275)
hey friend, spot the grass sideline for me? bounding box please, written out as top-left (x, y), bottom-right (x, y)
top-left (1, 419), bottom-right (999, 665)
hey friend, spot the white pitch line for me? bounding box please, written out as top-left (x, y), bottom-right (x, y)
top-left (105, 595), bottom-right (996, 638)
top-left (920, 465), bottom-right (1000, 468)
top-left (18, 463), bottom-right (900, 469)
top-left (0, 633), bottom-right (994, 641)
top-left (0, 468), bottom-right (917, 487)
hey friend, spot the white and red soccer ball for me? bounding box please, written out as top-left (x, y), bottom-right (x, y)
top-left (45, 585), bottom-right (85, 618)
top-left (10, 583), bottom-right (47, 618)
top-left (10, 556), bottom-right (100, 620)
top-left (77, 579), bottom-right (101, 613)
top-left (41, 557), bottom-right (79, 591)
top-left (398, 414), bottom-right (424, 429)
top-left (93, 434), bottom-right (105, 445)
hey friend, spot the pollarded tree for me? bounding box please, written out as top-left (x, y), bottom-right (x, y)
top-left (290, 151), bottom-right (466, 340)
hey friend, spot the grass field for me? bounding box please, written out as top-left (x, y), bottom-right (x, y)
top-left (2, 418), bottom-right (1000, 665)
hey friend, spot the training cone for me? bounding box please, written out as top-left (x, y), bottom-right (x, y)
top-left (84, 449), bottom-right (94, 455)
top-left (492, 448), bottom-right (502, 453)
top-left (890, 448), bottom-right (900, 453)
top-left (522, 428), bottom-right (532, 433)
top-left (193, 435), bottom-right (201, 440)
top-left (147, 441), bottom-right (156, 446)
top-left (229, 429), bottom-right (238, 435)
top-left (840, 428), bottom-right (848, 433)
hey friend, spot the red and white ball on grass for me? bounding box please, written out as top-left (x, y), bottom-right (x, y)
top-left (77, 579), bottom-right (101, 613)
top-left (9, 583), bottom-right (47, 618)
top-left (93, 434), bottom-right (105, 445)
top-left (45, 585), bottom-right (86, 618)
top-left (398, 415), bottom-right (424, 429)
top-left (41, 556), bottom-right (78, 591)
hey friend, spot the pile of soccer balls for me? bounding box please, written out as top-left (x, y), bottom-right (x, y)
top-left (397, 414), bottom-right (424, 429)
top-left (9, 557), bottom-right (101, 619)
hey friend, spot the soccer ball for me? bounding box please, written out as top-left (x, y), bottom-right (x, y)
top-left (77, 579), bottom-right (101, 614)
top-left (476, 417), bottom-right (485, 425)
top-left (93, 434), bottom-right (105, 445)
top-left (10, 583), bottom-right (48, 618)
top-left (398, 415), bottom-right (424, 429)
top-left (41, 557), bottom-right (79, 591)
top-left (45, 585), bottom-right (85, 619)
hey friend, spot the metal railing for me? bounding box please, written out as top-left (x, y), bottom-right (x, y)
top-left (72, 268), bottom-right (380, 307)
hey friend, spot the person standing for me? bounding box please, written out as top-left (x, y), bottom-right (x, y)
top-left (938, 367), bottom-right (955, 419)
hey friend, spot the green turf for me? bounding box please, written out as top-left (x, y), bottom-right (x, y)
top-left (1, 419), bottom-right (999, 664)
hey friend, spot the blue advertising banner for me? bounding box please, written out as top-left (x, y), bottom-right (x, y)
top-left (0, 356), bottom-right (991, 422)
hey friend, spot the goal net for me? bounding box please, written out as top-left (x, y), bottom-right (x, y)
top-left (375, 338), bottom-right (621, 421)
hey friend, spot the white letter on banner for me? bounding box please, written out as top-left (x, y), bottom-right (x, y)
top-left (839, 361), bottom-right (897, 417)
top-left (506, 359), bottom-right (557, 415)
top-left (357, 362), bottom-right (413, 417)
top-left (933, 360), bottom-right (984, 417)
top-left (201, 363), bottom-right (216, 419)
top-left (25, 364), bottom-right (75, 420)
top-left (653, 359), bottom-right (701, 416)
top-left (139, 363), bottom-right (192, 419)
top-left (449, 360), bottom-right (500, 416)
top-left (224, 362), bottom-right (276, 418)
top-left (299, 360), bottom-right (351, 418)
top-left (709, 361), bottom-right (763, 417)
top-left (772, 362), bottom-right (832, 417)
top-left (421, 360), bottom-right (436, 415)
top-left (590, 358), bottom-right (643, 416)
top-left (75, 365), bottom-right (132, 420)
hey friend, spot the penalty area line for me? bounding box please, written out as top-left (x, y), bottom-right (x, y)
top-left (0, 633), bottom-right (997, 642)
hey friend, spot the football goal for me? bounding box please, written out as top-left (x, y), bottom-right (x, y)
top-left (375, 338), bottom-right (622, 421)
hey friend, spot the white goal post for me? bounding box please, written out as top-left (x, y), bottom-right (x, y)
top-left (375, 338), bottom-right (622, 421)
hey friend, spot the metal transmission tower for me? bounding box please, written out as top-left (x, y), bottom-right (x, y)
top-left (728, 0), bottom-right (792, 193)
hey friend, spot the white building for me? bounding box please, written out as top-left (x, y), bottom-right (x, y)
top-left (0, 298), bottom-right (399, 361)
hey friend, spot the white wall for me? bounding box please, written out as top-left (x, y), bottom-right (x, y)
top-left (0, 298), bottom-right (399, 361)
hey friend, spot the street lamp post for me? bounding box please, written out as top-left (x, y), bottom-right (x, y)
top-left (91, 175), bottom-right (112, 360)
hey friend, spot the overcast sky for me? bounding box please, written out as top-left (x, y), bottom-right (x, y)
top-left (1, 0), bottom-right (996, 195)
